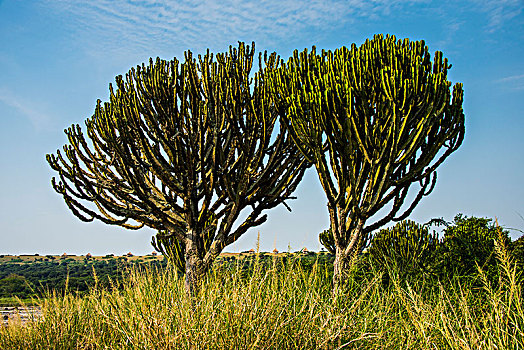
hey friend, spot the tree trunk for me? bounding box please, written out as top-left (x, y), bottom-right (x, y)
top-left (332, 222), bottom-right (365, 295)
top-left (184, 234), bottom-right (207, 297)
top-left (332, 246), bottom-right (350, 295)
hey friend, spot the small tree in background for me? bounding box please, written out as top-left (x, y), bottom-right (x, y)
top-left (320, 220), bottom-right (438, 283)
top-left (47, 43), bottom-right (310, 294)
top-left (367, 220), bottom-right (438, 279)
top-left (269, 34), bottom-right (465, 291)
top-left (435, 214), bottom-right (511, 281)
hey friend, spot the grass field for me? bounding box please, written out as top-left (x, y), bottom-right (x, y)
top-left (0, 243), bottom-right (522, 350)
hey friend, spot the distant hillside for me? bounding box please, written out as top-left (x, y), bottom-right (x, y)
top-left (0, 255), bottom-right (167, 305)
top-left (0, 252), bottom-right (333, 305)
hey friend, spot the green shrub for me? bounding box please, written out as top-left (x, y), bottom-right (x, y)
top-left (433, 214), bottom-right (510, 282)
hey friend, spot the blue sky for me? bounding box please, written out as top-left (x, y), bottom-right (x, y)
top-left (0, 0), bottom-right (523, 255)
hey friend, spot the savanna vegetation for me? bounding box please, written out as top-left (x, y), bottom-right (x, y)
top-left (3, 35), bottom-right (521, 348)
top-left (46, 42), bottom-right (310, 295)
top-left (1, 215), bottom-right (523, 349)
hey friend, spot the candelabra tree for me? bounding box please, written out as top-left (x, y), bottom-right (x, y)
top-left (268, 34), bottom-right (465, 292)
top-left (368, 220), bottom-right (438, 276)
top-left (46, 42), bottom-right (310, 295)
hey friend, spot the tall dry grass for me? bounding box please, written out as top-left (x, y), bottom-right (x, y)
top-left (1, 248), bottom-right (522, 349)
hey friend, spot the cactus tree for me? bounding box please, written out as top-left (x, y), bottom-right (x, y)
top-left (46, 43), bottom-right (310, 294)
top-left (268, 34), bottom-right (465, 291)
top-left (368, 220), bottom-right (438, 275)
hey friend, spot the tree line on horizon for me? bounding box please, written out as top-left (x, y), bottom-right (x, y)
top-left (1, 213), bottom-right (523, 302)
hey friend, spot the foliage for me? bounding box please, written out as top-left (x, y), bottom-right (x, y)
top-left (268, 34), bottom-right (465, 288)
top-left (0, 254), bottom-right (332, 301)
top-left (319, 228), bottom-right (335, 254)
top-left (434, 214), bottom-right (511, 281)
top-left (151, 212), bottom-right (217, 274)
top-left (511, 234), bottom-right (524, 271)
top-left (322, 215), bottom-right (517, 286)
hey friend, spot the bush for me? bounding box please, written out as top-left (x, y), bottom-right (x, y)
top-left (433, 214), bottom-right (510, 282)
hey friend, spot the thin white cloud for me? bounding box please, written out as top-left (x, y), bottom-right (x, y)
top-left (473, 0), bottom-right (524, 32)
top-left (435, 18), bottom-right (465, 49)
top-left (40, 0), bottom-right (425, 59)
top-left (496, 73), bottom-right (524, 90)
top-left (38, 0), bottom-right (521, 64)
top-left (497, 73), bottom-right (524, 83)
top-left (0, 88), bottom-right (52, 131)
